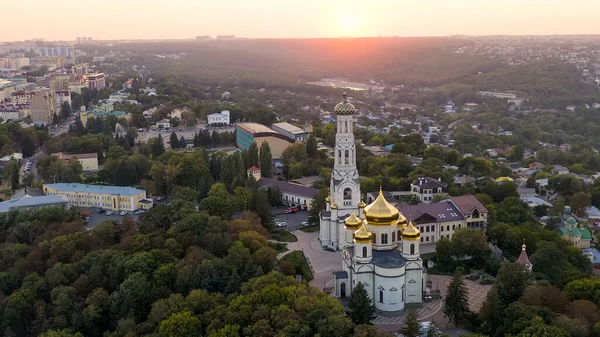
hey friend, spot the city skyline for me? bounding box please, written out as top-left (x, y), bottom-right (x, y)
top-left (2, 0), bottom-right (600, 41)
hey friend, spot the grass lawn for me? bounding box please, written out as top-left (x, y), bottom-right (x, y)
top-left (300, 226), bottom-right (320, 233)
top-left (281, 251), bottom-right (313, 281)
top-left (271, 230), bottom-right (298, 242)
top-left (268, 242), bottom-right (288, 253)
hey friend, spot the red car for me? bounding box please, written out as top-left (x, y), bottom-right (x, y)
top-left (285, 206), bottom-right (299, 214)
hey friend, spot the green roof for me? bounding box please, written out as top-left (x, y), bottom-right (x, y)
top-left (580, 228), bottom-right (592, 240)
top-left (88, 110), bottom-right (128, 117)
top-left (558, 226), bottom-right (581, 237)
top-left (567, 217), bottom-right (577, 226)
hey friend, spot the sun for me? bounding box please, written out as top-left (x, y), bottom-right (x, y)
top-left (340, 14), bottom-right (361, 35)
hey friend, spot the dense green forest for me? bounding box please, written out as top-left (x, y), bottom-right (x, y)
top-left (0, 204), bottom-right (385, 337)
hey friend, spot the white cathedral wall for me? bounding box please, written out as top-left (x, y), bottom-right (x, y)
top-left (405, 263), bottom-right (424, 304)
top-left (374, 266), bottom-right (406, 312)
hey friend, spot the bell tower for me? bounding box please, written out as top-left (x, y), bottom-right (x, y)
top-left (331, 90), bottom-right (361, 214)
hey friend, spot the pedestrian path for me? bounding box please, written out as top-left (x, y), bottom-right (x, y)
top-left (373, 299), bottom-right (443, 324)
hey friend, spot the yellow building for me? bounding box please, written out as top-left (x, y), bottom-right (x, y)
top-left (51, 152), bottom-right (99, 171)
top-left (43, 183), bottom-right (153, 211)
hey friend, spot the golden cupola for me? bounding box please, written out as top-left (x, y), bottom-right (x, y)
top-left (359, 199), bottom-right (367, 208)
top-left (363, 188), bottom-right (405, 225)
top-left (354, 223), bottom-right (373, 243)
top-left (325, 194), bottom-right (331, 204)
top-left (402, 221), bottom-right (420, 240)
top-left (345, 211), bottom-right (362, 228)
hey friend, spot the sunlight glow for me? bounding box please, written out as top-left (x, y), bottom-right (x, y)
top-left (340, 14), bottom-right (361, 35)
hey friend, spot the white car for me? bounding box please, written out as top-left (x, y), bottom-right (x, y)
top-left (119, 211), bottom-right (128, 216)
top-left (106, 211), bottom-right (114, 216)
top-left (276, 222), bottom-right (287, 227)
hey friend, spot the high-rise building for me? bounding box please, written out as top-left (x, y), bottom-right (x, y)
top-left (72, 63), bottom-right (90, 77)
top-left (320, 91), bottom-right (361, 250)
top-left (85, 73), bottom-right (105, 91)
top-left (31, 90), bottom-right (52, 124)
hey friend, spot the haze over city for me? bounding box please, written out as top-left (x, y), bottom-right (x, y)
top-left (3, 0), bottom-right (600, 41)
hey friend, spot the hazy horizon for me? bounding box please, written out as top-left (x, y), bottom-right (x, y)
top-left (3, 0), bottom-right (600, 41)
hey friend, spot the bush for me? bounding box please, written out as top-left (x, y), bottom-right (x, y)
top-left (484, 256), bottom-right (502, 276)
top-left (479, 275), bottom-right (494, 285)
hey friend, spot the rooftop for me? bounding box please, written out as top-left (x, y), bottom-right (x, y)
top-left (450, 195), bottom-right (489, 215)
top-left (347, 246), bottom-right (407, 269)
top-left (52, 152), bottom-right (98, 160)
top-left (0, 195), bottom-right (68, 213)
top-left (257, 178), bottom-right (318, 199)
top-left (237, 122), bottom-right (275, 134)
top-left (271, 122), bottom-right (307, 135)
top-left (44, 183), bottom-right (146, 197)
top-left (412, 177), bottom-right (448, 189)
top-left (397, 200), bottom-right (465, 223)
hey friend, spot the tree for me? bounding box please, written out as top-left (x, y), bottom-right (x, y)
top-left (4, 160), bottom-right (20, 190)
top-left (20, 134), bottom-right (36, 158)
top-left (60, 102), bottom-right (72, 120)
top-left (398, 309), bottom-right (420, 337)
top-left (345, 282), bottom-right (376, 325)
top-left (308, 188), bottom-right (328, 225)
top-left (496, 262), bottom-right (533, 307)
top-left (150, 134), bottom-right (166, 158)
top-left (515, 316), bottom-right (569, 337)
top-left (259, 141), bottom-right (273, 178)
top-left (306, 135), bottom-right (318, 158)
top-left (246, 142), bottom-right (259, 169)
top-left (571, 192), bottom-right (591, 217)
top-left (443, 271), bottom-right (471, 325)
top-left (158, 311), bottom-right (201, 337)
top-left (170, 132), bottom-right (179, 149)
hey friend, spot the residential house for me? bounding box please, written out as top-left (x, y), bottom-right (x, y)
top-left (453, 175), bottom-right (476, 187)
top-left (52, 152), bottom-right (99, 171)
top-left (552, 165), bottom-right (570, 175)
top-left (517, 188), bottom-right (537, 198)
top-left (410, 177), bottom-right (448, 204)
top-left (559, 143), bottom-right (572, 152)
top-left (507, 162), bottom-right (522, 172)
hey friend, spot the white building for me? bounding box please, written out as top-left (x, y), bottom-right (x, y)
top-left (333, 191), bottom-right (424, 312)
top-left (207, 110), bottom-right (230, 125)
top-left (272, 122), bottom-right (309, 142)
top-left (320, 91), bottom-right (362, 250)
top-left (85, 73), bottom-right (106, 91)
top-left (410, 177), bottom-right (448, 204)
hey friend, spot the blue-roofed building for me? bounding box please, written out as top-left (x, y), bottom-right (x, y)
top-left (0, 195), bottom-right (69, 213)
top-left (43, 183), bottom-right (153, 211)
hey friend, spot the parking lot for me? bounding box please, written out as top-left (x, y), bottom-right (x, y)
top-left (272, 207), bottom-right (311, 231)
top-left (86, 211), bottom-right (141, 228)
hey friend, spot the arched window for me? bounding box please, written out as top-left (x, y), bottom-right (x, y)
top-left (410, 244), bottom-right (415, 255)
top-left (345, 121), bottom-right (348, 133)
top-left (338, 150), bottom-right (342, 164)
top-left (381, 233), bottom-right (388, 244)
top-left (340, 282), bottom-right (346, 297)
top-left (344, 150), bottom-right (349, 164)
top-left (372, 235), bottom-right (376, 244)
top-left (446, 225), bottom-right (449, 231)
top-left (344, 188), bottom-right (352, 200)
top-left (402, 286), bottom-right (405, 301)
top-left (397, 230), bottom-right (401, 239)
top-left (362, 246), bottom-right (367, 257)
top-left (392, 232), bottom-right (396, 242)
top-left (379, 290), bottom-right (384, 303)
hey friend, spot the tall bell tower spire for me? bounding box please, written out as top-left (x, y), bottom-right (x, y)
top-left (320, 89), bottom-right (362, 250)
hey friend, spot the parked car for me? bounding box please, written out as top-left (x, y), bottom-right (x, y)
top-left (98, 209), bottom-right (106, 214)
top-left (395, 322), bottom-right (441, 337)
top-left (301, 221), bottom-right (309, 227)
top-left (133, 210), bottom-right (144, 215)
top-left (119, 211), bottom-right (128, 216)
top-left (276, 222), bottom-right (287, 227)
top-left (284, 206), bottom-right (300, 214)
top-left (106, 211), bottom-right (114, 216)
top-left (157, 196), bottom-right (164, 201)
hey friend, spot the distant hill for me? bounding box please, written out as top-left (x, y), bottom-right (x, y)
top-left (83, 37), bottom-right (502, 88)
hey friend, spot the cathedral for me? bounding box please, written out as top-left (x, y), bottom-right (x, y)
top-left (320, 91), bottom-right (424, 312)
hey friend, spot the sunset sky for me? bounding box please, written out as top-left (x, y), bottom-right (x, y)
top-left (2, 0), bottom-right (600, 41)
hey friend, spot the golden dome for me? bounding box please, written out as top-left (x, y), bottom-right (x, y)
top-left (522, 239), bottom-right (526, 250)
top-left (354, 223), bottom-right (373, 243)
top-left (495, 176), bottom-right (514, 183)
top-left (330, 201), bottom-right (338, 209)
top-left (325, 195), bottom-right (331, 203)
top-left (363, 188), bottom-right (400, 225)
top-left (359, 200), bottom-right (367, 208)
top-left (345, 211), bottom-right (362, 228)
top-left (402, 221), bottom-right (420, 240)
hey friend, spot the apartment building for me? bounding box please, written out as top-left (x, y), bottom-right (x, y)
top-left (85, 73), bottom-right (106, 91)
